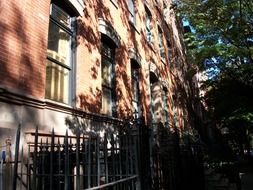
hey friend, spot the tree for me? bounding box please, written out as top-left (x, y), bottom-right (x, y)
top-left (176, 0), bottom-right (253, 156)
top-left (205, 64), bottom-right (253, 156)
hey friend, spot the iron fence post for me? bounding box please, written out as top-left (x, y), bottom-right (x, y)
top-left (64, 130), bottom-right (69, 190)
top-left (12, 124), bottom-right (21, 190)
top-left (0, 149), bottom-right (3, 190)
top-left (76, 128), bottom-right (80, 190)
top-left (96, 136), bottom-right (100, 187)
top-left (104, 133), bottom-right (108, 184)
top-left (49, 128), bottom-right (54, 190)
top-left (33, 125), bottom-right (39, 190)
top-left (87, 136), bottom-right (91, 188)
top-left (134, 126), bottom-right (140, 190)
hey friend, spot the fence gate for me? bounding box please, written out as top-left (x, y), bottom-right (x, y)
top-left (149, 123), bottom-right (205, 190)
top-left (1, 124), bottom-right (140, 190)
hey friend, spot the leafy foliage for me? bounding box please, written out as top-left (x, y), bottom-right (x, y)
top-left (176, 0), bottom-right (253, 155)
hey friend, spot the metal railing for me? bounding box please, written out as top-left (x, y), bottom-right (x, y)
top-left (149, 122), bottom-right (205, 190)
top-left (1, 122), bottom-right (140, 190)
top-left (1, 121), bottom-right (205, 190)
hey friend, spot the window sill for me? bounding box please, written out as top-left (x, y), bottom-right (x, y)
top-left (0, 85), bottom-right (75, 114)
top-left (45, 99), bottom-right (73, 111)
top-left (147, 41), bottom-right (156, 53)
top-left (161, 57), bottom-right (166, 64)
top-left (110, 0), bottom-right (118, 9)
top-left (128, 20), bottom-right (140, 34)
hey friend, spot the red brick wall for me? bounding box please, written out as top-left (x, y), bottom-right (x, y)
top-left (0, 0), bottom-right (50, 98)
top-left (0, 0), bottom-right (192, 128)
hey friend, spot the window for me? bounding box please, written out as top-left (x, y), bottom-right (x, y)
top-left (149, 66), bottom-right (159, 123)
top-left (101, 40), bottom-right (116, 117)
top-left (45, 4), bottom-right (75, 104)
top-left (167, 39), bottom-right (173, 68)
top-left (128, 0), bottom-right (136, 25)
top-left (145, 6), bottom-right (153, 43)
top-left (158, 26), bottom-right (165, 60)
top-left (98, 19), bottom-right (120, 117)
top-left (131, 60), bottom-right (141, 118)
top-left (172, 94), bottom-right (178, 127)
top-left (162, 89), bottom-right (169, 127)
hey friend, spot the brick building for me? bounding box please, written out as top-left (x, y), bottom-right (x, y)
top-left (0, 0), bottom-right (204, 189)
top-left (0, 0), bottom-right (193, 140)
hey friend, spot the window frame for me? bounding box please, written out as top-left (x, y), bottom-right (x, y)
top-left (158, 25), bottom-right (165, 60)
top-left (131, 59), bottom-right (141, 119)
top-left (45, 3), bottom-right (76, 104)
top-left (145, 5), bottom-right (153, 44)
top-left (167, 38), bottom-right (174, 68)
top-left (149, 67), bottom-right (159, 123)
top-left (162, 89), bottom-right (169, 127)
top-left (101, 40), bottom-right (117, 117)
top-left (172, 94), bottom-right (178, 128)
top-left (128, 0), bottom-right (136, 26)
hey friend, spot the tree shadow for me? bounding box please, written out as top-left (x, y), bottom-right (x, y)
top-left (0, 2), bottom-right (45, 96)
top-left (78, 87), bottom-right (102, 113)
top-left (76, 1), bottom-right (139, 118)
top-left (115, 42), bottom-right (133, 118)
top-left (65, 113), bottom-right (125, 136)
top-left (0, 1), bottom-right (50, 149)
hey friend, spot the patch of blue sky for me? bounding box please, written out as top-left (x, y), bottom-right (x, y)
top-left (182, 18), bottom-right (196, 33)
top-left (204, 57), bottom-right (220, 79)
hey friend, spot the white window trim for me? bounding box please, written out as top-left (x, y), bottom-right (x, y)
top-left (68, 0), bottom-right (85, 16)
top-left (98, 18), bottom-right (121, 47)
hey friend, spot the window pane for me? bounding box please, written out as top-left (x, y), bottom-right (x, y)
top-left (51, 4), bottom-right (70, 28)
top-left (45, 60), bottom-right (69, 103)
top-left (47, 20), bottom-right (71, 66)
top-left (132, 69), bottom-right (139, 101)
top-left (163, 94), bottom-right (169, 124)
top-left (158, 29), bottom-right (165, 58)
top-left (158, 31), bottom-right (163, 46)
top-left (101, 43), bottom-right (114, 59)
top-left (146, 16), bottom-right (151, 31)
top-left (132, 80), bottom-right (138, 101)
top-left (102, 60), bottom-right (112, 87)
top-left (132, 100), bottom-right (138, 114)
top-left (131, 68), bottom-right (140, 118)
top-left (146, 15), bottom-right (152, 42)
top-left (129, 13), bottom-right (135, 25)
top-left (167, 40), bottom-right (173, 64)
top-left (128, 0), bottom-right (136, 24)
top-left (128, 0), bottom-right (134, 14)
top-left (102, 87), bottom-right (112, 116)
top-left (101, 41), bottom-right (115, 116)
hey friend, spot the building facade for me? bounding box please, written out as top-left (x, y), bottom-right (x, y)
top-left (0, 0), bottom-right (204, 189)
top-left (0, 0), bottom-right (193, 141)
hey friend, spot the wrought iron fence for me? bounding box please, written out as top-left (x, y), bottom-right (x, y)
top-left (0, 122), bottom-right (140, 190)
top-left (1, 145), bottom-right (13, 190)
top-left (149, 122), bottom-right (205, 190)
top-left (0, 120), bottom-right (205, 190)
